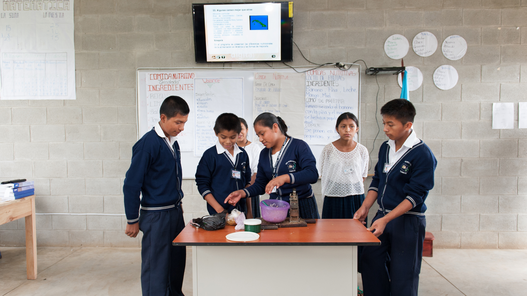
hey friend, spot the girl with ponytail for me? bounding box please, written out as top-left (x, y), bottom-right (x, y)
top-left (225, 112), bottom-right (320, 219)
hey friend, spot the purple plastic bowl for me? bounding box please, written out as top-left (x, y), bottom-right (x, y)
top-left (260, 199), bottom-right (290, 223)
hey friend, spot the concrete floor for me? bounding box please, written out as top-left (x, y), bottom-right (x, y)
top-left (0, 247), bottom-right (526, 296)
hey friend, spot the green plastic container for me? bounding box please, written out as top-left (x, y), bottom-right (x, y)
top-left (244, 219), bottom-right (261, 233)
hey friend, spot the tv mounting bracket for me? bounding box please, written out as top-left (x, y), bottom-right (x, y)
top-left (365, 67), bottom-right (405, 75)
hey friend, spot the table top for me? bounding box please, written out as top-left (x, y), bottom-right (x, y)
top-left (173, 219), bottom-right (380, 246)
top-left (0, 195), bottom-right (35, 226)
top-left (0, 195), bottom-right (35, 207)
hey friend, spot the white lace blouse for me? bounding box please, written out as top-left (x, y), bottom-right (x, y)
top-left (243, 142), bottom-right (263, 175)
top-left (319, 142), bottom-right (369, 197)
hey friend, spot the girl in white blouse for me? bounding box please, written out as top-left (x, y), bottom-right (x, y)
top-left (320, 112), bottom-right (369, 218)
top-left (237, 117), bottom-right (263, 218)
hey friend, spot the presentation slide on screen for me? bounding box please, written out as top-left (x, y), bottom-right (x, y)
top-left (204, 3), bottom-right (281, 62)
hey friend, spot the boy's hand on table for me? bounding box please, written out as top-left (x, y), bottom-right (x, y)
top-left (214, 205), bottom-right (225, 214)
top-left (367, 218), bottom-right (387, 238)
top-left (353, 206), bottom-right (369, 225)
top-left (125, 223), bottom-right (139, 238)
top-left (225, 190), bottom-right (245, 206)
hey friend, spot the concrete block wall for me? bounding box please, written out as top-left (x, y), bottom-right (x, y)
top-left (1, 0), bottom-right (526, 249)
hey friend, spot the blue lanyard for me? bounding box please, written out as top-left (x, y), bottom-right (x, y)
top-left (271, 137), bottom-right (289, 178)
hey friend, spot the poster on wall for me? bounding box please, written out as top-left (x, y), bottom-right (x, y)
top-left (384, 34), bottom-right (409, 60)
top-left (492, 102), bottom-right (514, 130)
top-left (397, 66), bottom-right (423, 91)
top-left (304, 67), bottom-right (360, 145)
top-left (253, 72), bottom-right (305, 138)
top-left (194, 77), bottom-right (244, 156)
top-left (519, 102), bottom-right (527, 129)
top-left (0, 0), bottom-right (75, 100)
top-left (138, 67), bottom-right (361, 178)
top-left (141, 72), bottom-right (196, 151)
top-left (442, 35), bottom-right (467, 61)
top-left (433, 65), bottom-right (459, 91)
top-left (412, 31), bottom-right (438, 57)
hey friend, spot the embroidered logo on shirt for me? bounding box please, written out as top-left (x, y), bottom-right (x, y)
top-left (286, 160), bottom-right (297, 172)
top-left (240, 161), bottom-right (247, 173)
top-left (400, 161), bottom-right (412, 175)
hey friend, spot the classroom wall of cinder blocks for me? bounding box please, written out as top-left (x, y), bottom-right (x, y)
top-left (1, 0), bottom-right (526, 249)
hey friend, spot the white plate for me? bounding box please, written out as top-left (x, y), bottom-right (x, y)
top-left (226, 231), bottom-right (260, 242)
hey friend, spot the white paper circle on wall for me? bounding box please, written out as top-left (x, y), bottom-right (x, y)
top-left (442, 35), bottom-right (467, 61)
top-left (412, 32), bottom-right (438, 57)
top-left (384, 34), bottom-right (409, 59)
top-left (433, 65), bottom-right (459, 90)
top-left (397, 66), bottom-right (423, 91)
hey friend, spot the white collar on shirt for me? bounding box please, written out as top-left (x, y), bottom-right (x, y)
top-left (155, 122), bottom-right (178, 147)
top-left (215, 141), bottom-right (241, 157)
top-left (388, 129), bottom-right (420, 152)
top-left (385, 129), bottom-right (420, 167)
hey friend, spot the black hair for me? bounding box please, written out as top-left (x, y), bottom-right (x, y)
top-left (214, 113), bottom-right (242, 134)
top-left (380, 99), bottom-right (416, 124)
top-left (239, 117), bottom-right (249, 130)
top-left (335, 112), bottom-right (359, 129)
top-left (159, 96), bottom-right (190, 118)
top-left (253, 112), bottom-right (289, 137)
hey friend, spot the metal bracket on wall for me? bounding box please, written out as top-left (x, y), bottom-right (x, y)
top-left (365, 67), bottom-right (405, 75)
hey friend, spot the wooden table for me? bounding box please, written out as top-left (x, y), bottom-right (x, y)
top-left (173, 219), bottom-right (379, 296)
top-left (0, 195), bottom-right (37, 279)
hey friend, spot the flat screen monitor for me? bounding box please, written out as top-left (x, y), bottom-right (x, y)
top-left (192, 2), bottom-right (293, 63)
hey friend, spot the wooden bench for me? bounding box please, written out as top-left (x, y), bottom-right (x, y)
top-left (423, 231), bottom-right (435, 257)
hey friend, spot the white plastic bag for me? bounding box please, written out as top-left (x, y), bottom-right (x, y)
top-left (226, 209), bottom-right (242, 226)
top-left (234, 212), bottom-right (246, 230)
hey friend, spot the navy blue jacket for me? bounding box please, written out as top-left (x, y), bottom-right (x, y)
top-left (123, 129), bottom-right (184, 224)
top-left (195, 146), bottom-right (251, 214)
top-left (244, 138), bottom-right (318, 201)
top-left (369, 140), bottom-right (437, 214)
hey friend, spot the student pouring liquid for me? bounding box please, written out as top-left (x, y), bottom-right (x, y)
top-left (225, 112), bottom-right (320, 219)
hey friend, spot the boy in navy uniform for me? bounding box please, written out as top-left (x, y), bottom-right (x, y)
top-left (195, 113), bottom-right (252, 215)
top-left (354, 99), bottom-right (437, 296)
top-left (123, 96), bottom-right (189, 296)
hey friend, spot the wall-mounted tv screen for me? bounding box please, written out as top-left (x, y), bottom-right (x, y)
top-left (192, 2), bottom-right (293, 63)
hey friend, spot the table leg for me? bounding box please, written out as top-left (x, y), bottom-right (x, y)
top-left (192, 246), bottom-right (198, 295)
top-left (352, 246), bottom-right (358, 296)
top-left (24, 196), bottom-right (37, 280)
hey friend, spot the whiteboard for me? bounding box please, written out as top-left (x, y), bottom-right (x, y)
top-left (137, 66), bottom-right (360, 178)
top-left (0, 0), bottom-right (75, 100)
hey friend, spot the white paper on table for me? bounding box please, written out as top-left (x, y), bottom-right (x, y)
top-left (519, 102), bottom-right (527, 129)
top-left (492, 103), bottom-right (514, 129)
